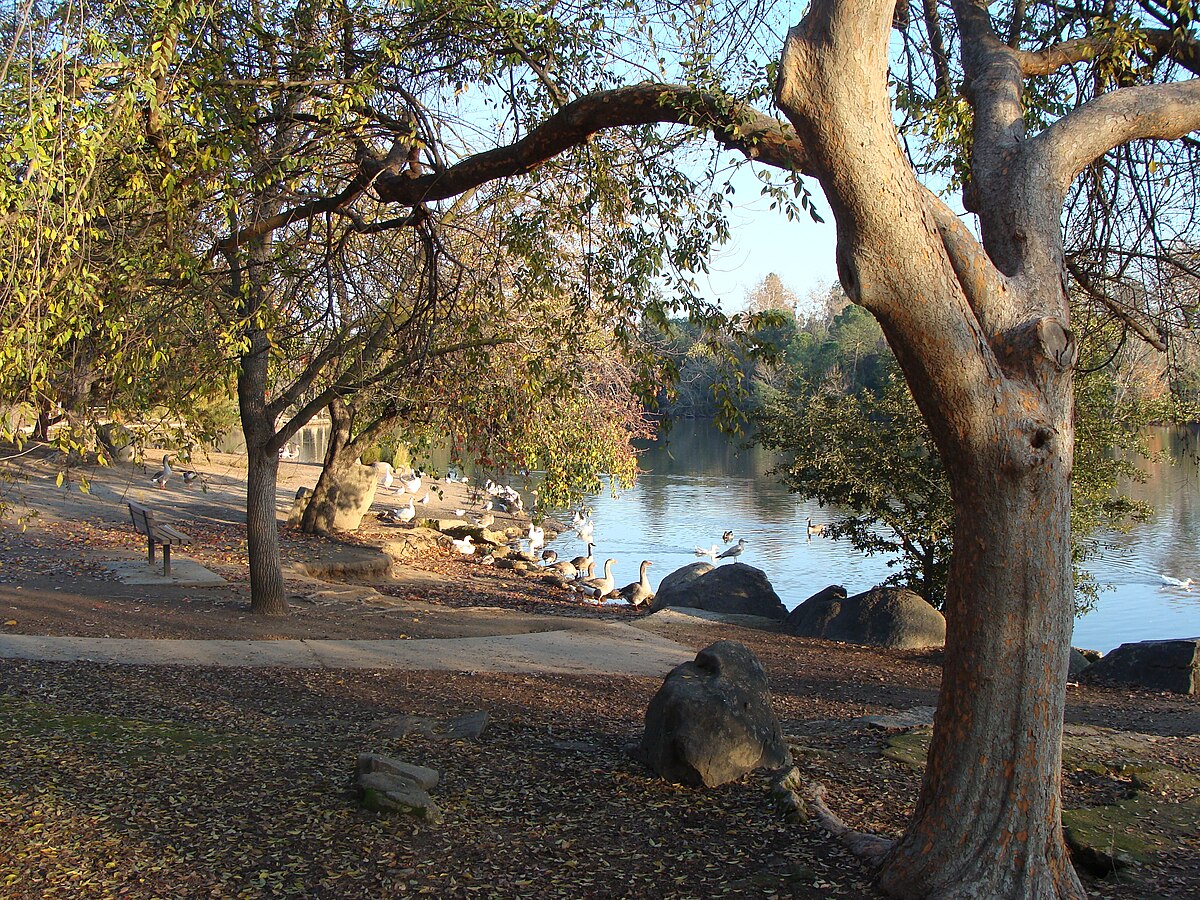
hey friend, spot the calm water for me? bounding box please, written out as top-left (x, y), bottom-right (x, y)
top-left (281, 418), bottom-right (1198, 653)
top-left (538, 422), bottom-right (1200, 654)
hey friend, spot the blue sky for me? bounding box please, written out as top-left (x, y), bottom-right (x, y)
top-left (693, 163), bottom-right (840, 314)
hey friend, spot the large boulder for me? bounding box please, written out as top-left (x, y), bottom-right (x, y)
top-left (634, 640), bottom-right (790, 787)
top-left (786, 585), bottom-right (946, 650)
top-left (95, 422), bottom-right (135, 463)
top-left (650, 563), bottom-right (787, 620)
top-left (1080, 638), bottom-right (1199, 695)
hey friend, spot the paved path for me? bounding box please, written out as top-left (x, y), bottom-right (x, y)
top-left (0, 622), bottom-right (696, 676)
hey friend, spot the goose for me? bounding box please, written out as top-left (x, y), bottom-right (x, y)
top-left (376, 462), bottom-right (394, 489)
top-left (1159, 574), bottom-right (1194, 589)
top-left (722, 530), bottom-right (734, 543)
top-left (278, 443), bottom-right (299, 460)
top-left (151, 454), bottom-right (172, 488)
top-left (807, 518), bottom-right (828, 538)
top-left (451, 535), bottom-right (475, 555)
top-left (574, 558), bottom-right (617, 602)
top-left (716, 538), bottom-right (747, 562)
top-left (570, 543), bottom-right (594, 571)
top-left (547, 559), bottom-right (579, 579)
top-left (541, 550), bottom-right (558, 564)
top-left (528, 523), bottom-right (546, 553)
top-left (694, 544), bottom-right (720, 558)
top-left (396, 498), bottom-right (416, 524)
top-left (402, 471), bottom-right (422, 494)
top-left (616, 560), bottom-right (654, 608)
top-left (571, 507), bottom-right (592, 529)
top-left (575, 518), bottom-right (595, 542)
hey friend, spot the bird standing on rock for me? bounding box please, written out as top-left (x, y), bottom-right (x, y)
top-left (717, 538), bottom-right (747, 563)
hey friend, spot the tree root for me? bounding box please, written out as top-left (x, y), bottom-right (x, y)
top-left (806, 781), bottom-right (895, 869)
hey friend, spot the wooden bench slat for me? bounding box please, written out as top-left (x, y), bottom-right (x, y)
top-left (127, 501), bottom-right (194, 575)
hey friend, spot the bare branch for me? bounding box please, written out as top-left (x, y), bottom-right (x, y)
top-left (1065, 257), bottom-right (1169, 351)
top-left (1033, 79), bottom-right (1200, 194)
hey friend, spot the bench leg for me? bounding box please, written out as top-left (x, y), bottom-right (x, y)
top-left (162, 543), bottom-right (171, 577)
top-left (148, 536), bottom-right (156, 566)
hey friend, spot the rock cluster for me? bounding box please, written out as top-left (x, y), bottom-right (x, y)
top-left (785, 584), bottom-right (946, 650)
top-left (356, 753), bottom-right (442, 822)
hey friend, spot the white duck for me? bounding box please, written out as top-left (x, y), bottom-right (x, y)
top-left (451, 535), bottom-right (475, 555)
top-left (527, 523), bottom-right (546, 554)
top-left (693, 544), bottom-right (720, 559)
top-left (397, 498), bottom-right (416, 524)
top-left (574, 558), bottom-right (617, 602)
top-left (402, 471), bottom-right (423, 494)
top-left (1159, 574), bottom-right (1194, 589)
top-left (376, 462), bottom-right (394, 489)
top-left (616, 560), bottom-right (654, 608)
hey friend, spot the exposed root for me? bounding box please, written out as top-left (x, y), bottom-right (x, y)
top-left (807, 781), bottom-right (895, 869)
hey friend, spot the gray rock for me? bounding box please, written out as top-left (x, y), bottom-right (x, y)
top-left (286, 487), bottom-right (313, 527)
top-left (1067, 648), bottom-right (1093, 680)
top-left (855, 706), bottom-right (937, 731)
top-left (95, 422), bottom-right (135, 462)
top-left (383, 710), bottom-right (489, 741)
top-left (1080, 638), bottom-right (1199, 695)
top-left (786, 585), bottom-right (946, 650)
top-left (650, 563), bottom-right (787, 620)
top-left (357, 753), bottom-right (439, 790)
top-left (651, 562), bottom-right (714, 607)
top-left (358, 771), bottom-right (441, 821)
top-left (634, 640), bottom-right (791, 787)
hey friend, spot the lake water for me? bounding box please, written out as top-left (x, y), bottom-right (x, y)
top-left (282, 418), bottom-right (1198, 653)
top-left (537, 421), bottom-right (1200, 655)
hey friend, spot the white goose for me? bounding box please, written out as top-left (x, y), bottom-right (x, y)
top-left (402, 471), bottom-right (423, 494)
top-left (528, 523), bottom-right (546, 554)
top-left (397, 498), bottom-right (416, 524)
top-left (1159, 574), bottom-right (1194, 589)
top-left (376, 462), bottom-right (394, 489)
top-left (451, 535), bottom-right (475, 555)
top-left (616, 560), bottom-right (654, 608)
top-left (574, 558), bottom-right (617, 602)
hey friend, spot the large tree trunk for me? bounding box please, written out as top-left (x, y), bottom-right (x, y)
top-left (879, 428), bottom-right (1079, 896)
top-left (777, 3), bottom-right (1084, 896)
top-left (301, 397), bottom-right (355, 534)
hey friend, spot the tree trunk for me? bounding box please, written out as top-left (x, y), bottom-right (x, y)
top-left (879, 423), bottom-right (1081, 897)
top-left (301, 397), bottom-right (355, 534)
top-left (776, 4), bottom-right (1085, 896)
top-left (245, 440), bottom-right (288, 615)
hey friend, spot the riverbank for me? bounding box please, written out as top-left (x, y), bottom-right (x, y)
top-left (0, 444), bottom-right (1196, 898)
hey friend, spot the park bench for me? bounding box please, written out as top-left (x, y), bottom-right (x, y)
top-left (127, 501), bottom-right (192, 576)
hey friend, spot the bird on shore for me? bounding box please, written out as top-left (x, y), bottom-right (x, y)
top-left (473, 512), bottom-right (495, 529)
top-left (807, 518), bottom-right (828, 538)
top-left (397, 498), bottom-right (415, 524)
top-left (722, 530), bottom-right (734, 543)
top-left (417, 490), bottom-right (430, 505)
top-left (528, 523), bottom-right (546, 554)
top-left (574, 558), bottom-right (617, 602)
top-left (151, 455), bottom-right (172, 488)
top-left (570, 543), bottom-right (594, 572)
top-left (617, 560), bottom-right (654, 608)
top-left (181, 470), bottom-right (199, 486)
top-left (451, 535), bottom-right (475, 555)
top-left (717, 538), bottom-right (747, 563)
top-left (376, 462), bottom-right (394, 489)
top-left (279, 443), bottom-right (299, 460)
top-left (1160, 574), bottom-right (1194, 589)
top-left (402, 471), bottom-right (422, 494)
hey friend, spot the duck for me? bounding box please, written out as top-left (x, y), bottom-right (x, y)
top-left (376, 462), bottom-right (394, 489)
top-left (575, 518), bottom-right (595, 543)
top-left (528, 523), bottom-right (546, 553)
top-left (181, 470), bottom-right (199, 486)
top-left (616, 560), bottom-right (654, 608)
top-left (402, 471), bottom-right (422, 494)
top-left (1159, 574), bottom-right (1194, 589)
top-left (573, 558), bottom-right (617, 602)
top-left (722, 530), bottom-right (734, 543)
top-left (451, 535), bottom-right (475, 555)
top-left (716, 538), bottom-right (747, 562)
top-left (396, 498), bottom-right (416, 524)
top-left (807, 517), bottom-right (828, 538)
top-left (151, 454), bottom-right (172, 488)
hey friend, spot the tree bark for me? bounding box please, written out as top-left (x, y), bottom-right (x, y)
top-left (300, 397), bottom-right (355, 535)
top-left (777, 2), bottom-right (1085, 896)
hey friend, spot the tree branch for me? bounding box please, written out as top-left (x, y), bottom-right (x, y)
top-left (1065, 257), bottom-right (1169, 351)
top-left (368, 83), bottom-right (812, 206)
top-left (807, 782), bottom-right (895, 869)
top-left (1032, 78), bottom-right (1200, 195)
top-left (1016, 28), bottom-right (1200, 77)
